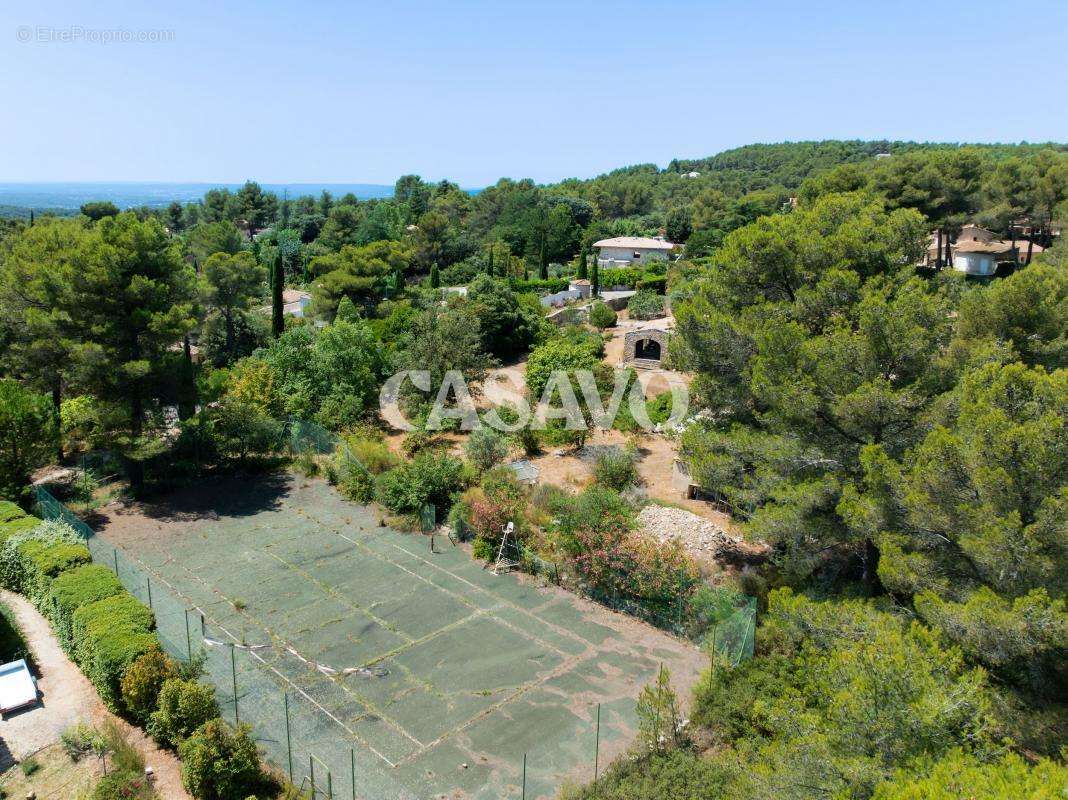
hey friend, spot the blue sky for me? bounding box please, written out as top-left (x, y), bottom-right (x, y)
top-left (3, 0), bottom-right (1067, 185)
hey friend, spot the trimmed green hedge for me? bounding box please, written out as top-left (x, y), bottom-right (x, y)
top-left (16, 539), bottom-right (92, 604)
top-left (72, 593), bottom-right (158, 712)
top-left (47, 564), bottom-right (125, 652)
top-left (0, 501), bottom-right (27, 523)
top-left (0, 511), bottom-right (41, 546)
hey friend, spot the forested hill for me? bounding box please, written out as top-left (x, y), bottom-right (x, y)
top-left (667, 139), bottom-right (1064, 182)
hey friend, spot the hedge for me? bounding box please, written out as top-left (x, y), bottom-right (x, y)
top-left (47, 564), bottom-right (125, 652)
top-left (513, 277), bottom-right (569, 293)
top-left (0, 501), bottom-right (27, 523)
top-left (635, 276), bottom-right (667, 294)
top-left (16, 539), bottom-right (92, 604)
top-left (0, 510), bottom-right (41, 546)
top-left (72, 593), bottom-right (158, 712)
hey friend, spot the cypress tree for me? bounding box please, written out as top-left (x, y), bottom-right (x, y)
top-left (538, 239), bottom-right (548, 280)
top-left (430, 262), bottom-right (441, 288)
top-left (591, 261), bottom-right (600, 297)
top-left (487, 246), bottom-right (494, 275)
top-left (575, 250), bottom-right (587, 279)
top-left (271, 253), bottom-right (284, 337)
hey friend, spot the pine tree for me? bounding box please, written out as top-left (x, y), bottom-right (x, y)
top-left (271, 253), bottom-right (284, 338)
top-left (430, 262), bottom-right (441, 289)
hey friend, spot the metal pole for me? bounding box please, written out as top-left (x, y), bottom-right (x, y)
top-left (285, 693), bottom-right (293, 781)
top-left (147, 577), bottom-right (153, 610)
top-left (707, 625), bottom-right (718, 694)
top-left (310, 756), bottom-right (316, 798)
top-left (521, 753), bottom-right (527, 800)
top-left (654, 663), bottom-right (663, 753)
top-left (351, 748), bottom-right (356, 800)
top-left (594, 703), bottom-right (601, 780)
top-left (230, 644), bottom-right (239, 725)
top-left (184, 609), bottom-right (192, 661)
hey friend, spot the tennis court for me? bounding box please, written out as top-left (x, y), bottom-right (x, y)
top-left (94, 473), bottom-right (704, 799)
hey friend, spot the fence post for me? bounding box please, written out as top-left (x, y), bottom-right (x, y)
top-left (147, 577), bottom-right (153, 611)
top-left (327, 770), bottom-right (333, 800)
top-left (351, 748), bottom-right (356, 800)
top-left (201, 612), bottom-right (206, 637)
top-left (230, 643), bottom-right (239, 725)
top-left (285, 693), bottom-right (293, 781)
top-left (310, 756), bottom-right (316, 797)
top-left (184, 609), bottom-right (192, 661)
top-left (521, 753), bottom-right (527, 800)
top-left (113, 548), bottom-right (119, 575)
top-left (594, 702), bottom-right (601, 780)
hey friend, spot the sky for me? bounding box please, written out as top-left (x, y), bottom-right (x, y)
top-left (2, 0), bottom-right (1067, 186)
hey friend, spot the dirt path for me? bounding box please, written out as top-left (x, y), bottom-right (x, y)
top-left (0, 591), bottom-right (190, 800)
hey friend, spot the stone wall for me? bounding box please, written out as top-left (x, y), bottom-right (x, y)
top-left (622, 328), bottom-right (668, 365)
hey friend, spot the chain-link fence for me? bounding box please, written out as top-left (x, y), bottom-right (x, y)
top-left (287, 418), bottom-right (758, 669)
top-left (31, 420), bottom-right (757, 798)
top-left (35, 484), bottom-right (413, 800)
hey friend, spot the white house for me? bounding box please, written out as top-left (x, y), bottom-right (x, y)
top-left (282, 289), bottom-right (312, 317)
top-left (943, 224), bottom-right (1045, 276)
top-left (593, 236), bottom-right (677, 268)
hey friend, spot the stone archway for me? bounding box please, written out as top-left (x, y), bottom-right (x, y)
top-left (623, 328), bottom-right (669, 367)
top-left (635, 338), bottom-right (661, 360)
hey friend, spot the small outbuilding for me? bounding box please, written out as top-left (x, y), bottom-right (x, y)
top-left (623, 328), bottom-right (668, 367)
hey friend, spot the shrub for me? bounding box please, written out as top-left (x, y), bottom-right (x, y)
top-left (0, 500), bottom-right (26, 523)
top-left (525, 337), bottom-right (601, 400)
top-left (628, 289), bottom-right (665, 320)
top-left (61, 722), bottom-right (104, 762)
top-left (47, 564), bottom-right (124, 651)
top-left (179, 719), bottom-right (264, 800)
top-left (0, 519), bottom-right (89, 603)
top-left (559, 749), bottom-right (728, 800)
top-left (72, 593), bottom-right (158, 713)
top-left (374, 452), bottom-right (466, 515)
top-left (121, 646), bottom-right (179, 724)
top-left (472, 537), bottom-right (495, 561)
top-left (90, 771), bottom-right (157, 800)
top-left (337, 466), bottom-right (375, 503)
top-left (593, 446), bottom-right (640, 491)
top-left (0, 507), bottom-right (41, 547)
top-left (635, 276), bottom-right (667, 294)
top-left (149, 677), bottom-right (221, 749)
top-left (17, 539), bottom-right (92, 603)
top-left (464, 428), bottom-right (510, 473)
top-left (588, 302), bottom-right (617, 330)
top-left (340, 434), bottom-right (399, 474)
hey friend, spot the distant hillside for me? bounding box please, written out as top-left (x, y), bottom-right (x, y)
top-left (0, 204), bottom-right (75, 220)
top-left (666, 139), bottom-right (1067, 187)
top-left (0, 182), bottom-right (397, 215)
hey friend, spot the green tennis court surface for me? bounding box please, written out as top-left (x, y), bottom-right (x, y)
top-left (96, 474), bottom-right (702, 799)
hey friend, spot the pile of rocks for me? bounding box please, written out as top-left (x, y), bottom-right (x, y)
top-left (638, 504), bottom-right (739, 556)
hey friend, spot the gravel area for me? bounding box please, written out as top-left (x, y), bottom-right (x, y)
top-left (0, 590), bottom-right (190, 799)
top-left (638, 504), bottom-right (740, 556)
